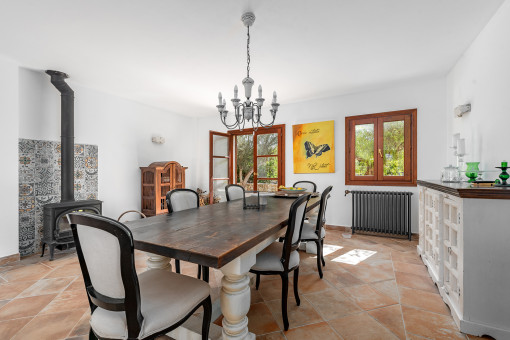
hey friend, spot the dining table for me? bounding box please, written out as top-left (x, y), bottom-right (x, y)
top-left (125, 194), bottom-right (320, 340)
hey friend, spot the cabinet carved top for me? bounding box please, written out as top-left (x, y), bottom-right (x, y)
top-left (418, 180), bottom-right (510, 200)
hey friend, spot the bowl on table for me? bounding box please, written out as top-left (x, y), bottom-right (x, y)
top-left (278, 187), bottom-right (307, 194)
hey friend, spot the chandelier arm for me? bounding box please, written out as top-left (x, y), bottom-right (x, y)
top-left (221, 114), bottom-right (240, 129)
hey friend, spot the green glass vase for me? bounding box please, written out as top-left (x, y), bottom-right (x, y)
top-left (465, 162), bottom-right (480, 183)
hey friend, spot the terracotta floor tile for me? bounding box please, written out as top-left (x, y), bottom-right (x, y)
top-left (266, 296), bottom-right (323, 330)
top-left (0, 300), bottom-right (8, 308)
top-left (44, 263), bottom-right (82, 279)
top-left (1, 264), bottom-right (53, 282)
top-left (393, 261), bottom-right (430, 277)
top-left (304, 289), bottom-right (362, 320)
top-left (247, 302), bottom-right (280, 335)
top-left (0, 294), bottom-right (57, 320)
top-left (323, 268), bottom-right (364, 289)
top-left (292, 273), bottom-right (332, 294)
top-left (329, 312), bottom-right (399, 340)
top-left (68, 309), bottom-right (91, 337)
top-left (391, 251), bottom-right (423, 265)
top-left (370, 279), bottom-right (399, 301)
top-left (0, 316), bottom-right (32, 339)
top-left (257, 277), bottom-right (290, 301)
top-left (394, 271), bottom-right (438, 293)
top-left (399, 286), bottom-right (450, 315)
top-left (66, 335), bottom-right (90, 340)
top-left (41, 289), bottom-right (89, 314)
top-left (12, 308), bottom-right (86, 340)
top-left (285, 322), bottom-right (341, 339)
top-left (340, 284), bottom-right (397, 311)
top-left (401, 305), bottom-right (465, 340)
top-left (344, 260), bottom-right (395, 283)
top-left (40, 254), bottom-right (78, 269)
top-left (18, 277), bottom-right (74, 298)
top-left (65, 277), bottom-right (86, 292)
top-left (256, 331), bottom-right (286, 339)
top-left (368, 304), bottom-right (406, 340)
top-left (0, 281), bottom-right (36, 300)
top-left (251, 287), bottom-right (264, 304)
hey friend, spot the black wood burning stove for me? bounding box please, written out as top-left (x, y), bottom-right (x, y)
top-left (41, 70), bottom-right (102, 260)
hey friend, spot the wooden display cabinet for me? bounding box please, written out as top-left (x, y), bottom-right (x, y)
top-left (140, 161), bottom-right (187, 216)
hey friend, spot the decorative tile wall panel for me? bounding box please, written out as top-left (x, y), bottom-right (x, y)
top-left (18, 139), bottom-right (98, 256)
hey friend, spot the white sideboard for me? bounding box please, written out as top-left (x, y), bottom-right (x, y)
top-left (417, 180), bottom-right (510, 339)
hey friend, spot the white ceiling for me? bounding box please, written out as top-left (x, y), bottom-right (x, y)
top-left (0, 0), bottom-right (504, 117)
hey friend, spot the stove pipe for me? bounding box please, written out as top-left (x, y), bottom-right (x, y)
top-left (46, 70), bottom-right (75, 202)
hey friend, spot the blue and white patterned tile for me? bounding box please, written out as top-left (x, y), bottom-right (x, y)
top-left (35, 181), bottom-right (60, 196)
top-left (19, 196), bottom-right (36, 213)
top-left (19, 183), bottom-right (35, 196)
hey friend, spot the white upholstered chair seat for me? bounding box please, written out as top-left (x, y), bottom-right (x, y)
top-left (301, 220), bottom-right (326, 240)
top-left (251, 242), bottom-right (300, 272)
top-left (90, 269), bottom-right (210, 339)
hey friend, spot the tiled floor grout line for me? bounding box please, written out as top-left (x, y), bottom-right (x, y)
top-left (389, 251), bottom-right (411, 340)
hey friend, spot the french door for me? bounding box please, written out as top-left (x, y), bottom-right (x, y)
top-left (209, 125), bottom-right (285, 202)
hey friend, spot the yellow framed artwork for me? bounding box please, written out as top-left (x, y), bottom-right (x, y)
top-left (293, 120), bottom-right (335, 173)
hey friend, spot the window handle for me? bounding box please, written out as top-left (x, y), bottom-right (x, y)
top-left (378, 149), bottom-right (383, 158)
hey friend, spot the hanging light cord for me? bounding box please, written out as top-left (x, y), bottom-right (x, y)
top-left (246, 26), bottom-right (250, 78)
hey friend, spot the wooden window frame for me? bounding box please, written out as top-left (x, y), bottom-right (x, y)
top-left (209, 131), bottom-right (233, 203)
top-left (229, 124), bottom-right (286, 190)
top-left (345, 109), bottom-right (417, 187)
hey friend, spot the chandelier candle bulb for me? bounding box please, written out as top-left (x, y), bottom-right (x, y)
top-left (218, 92), bottom-right (223, 106)
top-left (272, 91), bottom-right (277, 103)
top-left (234, 85), bottom-right (238, 99)
top-left (258, 85), bottom-right (262, 98)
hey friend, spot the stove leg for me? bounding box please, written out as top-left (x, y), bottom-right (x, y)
top-left (41, 243), bottom-right (46, 257)
top-left (49, 244), bottom-right (55, 261)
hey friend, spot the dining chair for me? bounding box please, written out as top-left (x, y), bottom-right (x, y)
top-left (67, 212), bottom-right (212, 340)
top-left (293, 180), bottom-right (317, 193)
top-left (300, 185), bottom-right (333, 279)
top-left (225, 184), bottom-right (245, 201)
top-left (166, 189), bottom-right (209, 283)
top-left (250, 194), bottom-right (311, 331)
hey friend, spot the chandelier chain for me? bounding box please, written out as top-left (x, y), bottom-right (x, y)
top-left (246, 26), bottom-right (250, 78)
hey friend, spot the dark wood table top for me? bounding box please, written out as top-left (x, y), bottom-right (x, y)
top-left (126, 196), bottom-right (320, 269)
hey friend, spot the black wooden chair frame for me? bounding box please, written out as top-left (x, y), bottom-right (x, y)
top-left (293, 180), bottom-right (317, 193)
top-left (166, 189), bottom-right (209, 282)
top-left (68, 212), bottom-right (212, 340)
top-left (249, 194), bottom-right (311, 331)
top-left (300, 186), bottom-right (333, 279)
top-left (225, 184), bottom-right (245, 201)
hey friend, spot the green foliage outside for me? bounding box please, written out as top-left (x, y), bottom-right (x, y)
top-left (355, 121), bottom-right (404, 176)
top-left (236, 133), bottom-right (278, 186)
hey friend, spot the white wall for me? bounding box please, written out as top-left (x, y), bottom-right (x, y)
top-left (198, 77), bottom-right (447, 232)
top-left (18, 68), bottom-right (198, 220)
top-left (446, 0), bottom-right (510, 170)
top-left (0, 55), bottom-right (20, 258)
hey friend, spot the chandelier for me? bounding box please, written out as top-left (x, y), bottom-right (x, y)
top-left (216, 12), bottom-right (279, 130)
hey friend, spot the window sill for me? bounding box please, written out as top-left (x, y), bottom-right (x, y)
top-left (345, 180), bottom-right (417, 187)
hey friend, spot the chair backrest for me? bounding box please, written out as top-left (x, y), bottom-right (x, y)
top-left (281, 194), bottom-right (310, 270)
top-left (293, 181), bottom-right (317, 193)
top-left (225, 184), bottom-right (245, 201)
top-left (314, 186), bottom-right (333, 233)
top-left (68, 212), bottom-right (143, 339)
top-left (166, 189), bottom-right (199, 213)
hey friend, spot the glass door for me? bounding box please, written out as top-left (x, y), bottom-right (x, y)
top-left (255, 131), bottom-right (280, 192)
top-left (209, 131), bottom-right (231, 203)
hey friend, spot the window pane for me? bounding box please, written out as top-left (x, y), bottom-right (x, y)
top-left (257, 179), bottom-right (278, 192)
top-left (355, 124), bottom-right (375, 176)
top-left (213, 179), bottom-right (229, 202)
top-left (213, 135), bottom-right (229, 156)
top-left (257, 133), bottom-right (278, 155)
top-left (236, 135), bottom-right (254, 190)
top-left (213, 158), bottom-right (228, 179)
top-left (383, 120), bottom-right (405, 176)
top-left (257, 156), bottom-right (278, 178)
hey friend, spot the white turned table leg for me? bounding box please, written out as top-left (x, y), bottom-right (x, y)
top-left (220, 250), bottom-right (257, 340)
top-left (146, 255), bottom-right (172, 271)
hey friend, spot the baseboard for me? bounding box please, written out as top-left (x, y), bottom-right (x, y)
top-left (325, 224), bottom-right (351, 232)
top-left (0, 253), bottom-right (20, 266)
top-left (460, 318), bottom-right (510, 339)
